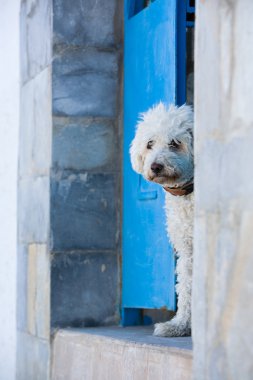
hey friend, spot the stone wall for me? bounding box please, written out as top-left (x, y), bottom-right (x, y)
top-left (17, 1), bottom-right (52, 379)
top-left (51, 0), bottom-right (123, 328)
top-left (193, 1), bottom-right (253, 379)
top-left (0, 2), bottom-right (20, 379)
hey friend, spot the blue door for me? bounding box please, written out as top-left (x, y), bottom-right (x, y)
top-left (122, 0), bottom-right (187, 325)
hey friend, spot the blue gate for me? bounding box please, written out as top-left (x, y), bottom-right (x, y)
top-left (122, 0), bottom-right (189, 325)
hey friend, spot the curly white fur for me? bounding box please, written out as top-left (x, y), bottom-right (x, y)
top-left (130, 103), bottom-right (194, 337)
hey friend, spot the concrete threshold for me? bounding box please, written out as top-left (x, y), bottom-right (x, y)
top-left (52, 326), bottom-right (192, 380)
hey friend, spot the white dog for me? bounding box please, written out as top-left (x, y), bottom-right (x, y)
top-left (130, 103), bottom-right (194, 337)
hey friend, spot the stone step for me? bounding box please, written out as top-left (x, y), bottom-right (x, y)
top-left (52, 326), bottom-right (192, 380)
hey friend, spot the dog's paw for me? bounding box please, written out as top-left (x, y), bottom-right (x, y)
top-left (153, 320), bottom-right (191, 337)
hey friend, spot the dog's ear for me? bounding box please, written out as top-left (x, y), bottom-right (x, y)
top-left (129, 136), bottom-right (144, 174)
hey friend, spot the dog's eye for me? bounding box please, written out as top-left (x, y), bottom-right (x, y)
top-left (169, 139), bottom-right (180, 149)
top-left (147, 140), bottom-right (154, 149)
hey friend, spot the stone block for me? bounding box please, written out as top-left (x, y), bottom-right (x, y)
top-left (18, 177), bottom-right (50, 244)
top-left (53, 49), bottom-right (119, 117)
top-left (20, 68), bottom-right (52, 178)
top-left (20, 0), bottom-right (51, 83)
top-left (196, 132), bottom-right (253, 213)
top-left (17, 244), bottom-right (28, 332)
top-left (51, 173), bottom-right (118, 250)
top-left (17, 331), bottom-right (50, 380)
top-left (51, 251), bottom-right (118, 327)
top-left (52, 328), bottom-right (192, 380)
top-left (195, 140), bottom-right (222, 212)
top-left (27, 244), bottom-right (50, 339)
top-left (53, 118), bottom-right (118, 171)
top-left (53, 0), bottom-right (122, 48)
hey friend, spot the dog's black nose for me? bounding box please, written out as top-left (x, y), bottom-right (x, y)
top-left (151, 163), bottom-right (164, 174)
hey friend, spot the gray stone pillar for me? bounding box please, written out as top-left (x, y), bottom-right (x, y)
top-left (193, 1), bottom-right (253, 379)
top-left (51, 0), bottom-right (123, 328)
top-left (0, 2), bottom-right (20, 379)
top-left (17, 1), bottom-right (52, 379)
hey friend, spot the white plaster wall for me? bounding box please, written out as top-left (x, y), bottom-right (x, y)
top-left (0, 1), bottom-right (20, 379)
top-left (193, 1), bottom-right (253, 379)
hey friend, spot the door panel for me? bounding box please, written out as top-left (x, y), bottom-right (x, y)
top-left (123, 0), bottom-right (184, 323)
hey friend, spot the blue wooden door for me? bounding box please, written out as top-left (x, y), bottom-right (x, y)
top-left (122, 0), bottom-right (186, 325)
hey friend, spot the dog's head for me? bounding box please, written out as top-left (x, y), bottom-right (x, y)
top-left (130, 103), bottom-right (194, 188)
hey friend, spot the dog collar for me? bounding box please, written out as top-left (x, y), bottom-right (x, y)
top-left (163, 180), bottom-right (194, 196)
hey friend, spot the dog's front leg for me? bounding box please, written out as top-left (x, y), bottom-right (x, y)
top-left (154, 250), bottom-right (192, 337)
